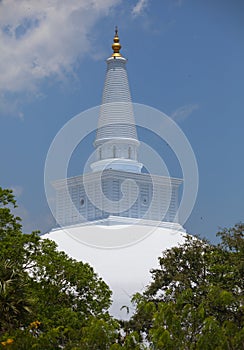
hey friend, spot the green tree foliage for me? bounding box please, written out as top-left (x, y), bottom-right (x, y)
top-left (126, 226), bottom-right (244, 349)
top-left (0, 187), bottom-right (120, 349)
top-left (0, 261), bottom-right (32, 333)
top-left (1, 186), bottom-right (243, 349)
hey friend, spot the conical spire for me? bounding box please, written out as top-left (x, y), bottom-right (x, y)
top-left (91, 29), bottom-right (142, 173)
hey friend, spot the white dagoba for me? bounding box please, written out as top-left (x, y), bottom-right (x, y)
top-left (43, 29), bottom-right (186, 319)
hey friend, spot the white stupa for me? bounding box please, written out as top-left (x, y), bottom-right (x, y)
top-left (43, 29), bottom-right (187, 319)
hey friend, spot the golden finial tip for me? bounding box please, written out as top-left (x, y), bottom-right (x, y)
top-left (111, 26), bottom-right (122, 57)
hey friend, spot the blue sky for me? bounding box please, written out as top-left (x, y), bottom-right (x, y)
top-left (0, 0), bottom-right (243, 242)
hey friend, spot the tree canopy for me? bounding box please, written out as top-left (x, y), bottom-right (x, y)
top-left (0, 187), bottom-right (119, 349)
top-left (0, 186), bottom-right (243, 349)
top-left (125, 225), bottom-right (244, 349)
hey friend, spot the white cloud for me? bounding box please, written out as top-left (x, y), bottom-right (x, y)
top-left (11, 185), bottom-right (24, 198)
top-left (0, 0), bottom-right (120, 103)
top-left (132, 0), bottom-right (149, 17)
top-left (174, 0), bottom-right (183, 7)
top-left (13, 200), bottom-right (55, 234)
top-left (171, 104), bottom-right (199, 122)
